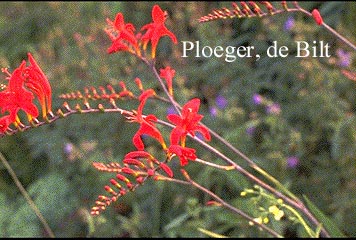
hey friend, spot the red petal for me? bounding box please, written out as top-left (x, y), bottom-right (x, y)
top-left (145, 114), bottom-right (158, 122)
top-left (116, 173), bottom-right (129, 183)
top-left (123, 158), bottom-right (145, 168)
top-left (167, 145), bottom-right (197, 166)
top-left (125, 151), bottom-right (152, 159)
top-left (114, 13), bottom-right (125, 30)
top-left (195, 125), bottom-right (211, 141)
top-left (139, 89), bottom-right (155, 102)
top-left (170, 127), bottom-right (184, 145)
top-left (160, 163), bottom-right (173, 178)
top-left (182, 98), bottom-right (200, 116)
top-left (152, 5), bottom-right (166, 24)
top-left (0, 116), bottom-right (10, 133)
top-left (137, 89), bottom-right (156, 117)
top-left (107, 39), bottom-right (129, 54)
top-left (21, 99), bottom-right (39, 118)
top-left (133, 131), bottom-right (145, 150)
top-left (167, 114), bottom-right (182, 125)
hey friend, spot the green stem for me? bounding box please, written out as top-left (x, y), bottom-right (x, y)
top-left (283, 204), bottom-right (317, 238)
top-left (180, 170), bottom-right (283, 238)
top-left (200, 123), bottom-right (299, 201)
top-left (258, 190), bottom-right (316, 238)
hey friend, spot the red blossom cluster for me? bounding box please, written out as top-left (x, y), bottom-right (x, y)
top-left (127, 89), bottom-right (210, 167)
top-left (0, 4), bottom-right (211, 216)
top-left (91, 92), bottom-right (211, 214)
top-left (104, 5), bottom-right (211, 167)
top-left (105, 4), bottom-right (177, 58)
top-left (91, 6), bottom-right (213, 214)
top-left (0, 53), bottom-right (52, 133)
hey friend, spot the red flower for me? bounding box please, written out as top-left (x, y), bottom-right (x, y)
top-left (127, 89), bottom-right (166, 150)
top-left (105, 12), bottom-right (139, 54)
top-left (167, 144), bottom-right (197, 166)
top-left (311, 9), bottom-right (323, 25)
top-left (167, 98), bottom-right (211, 146)
top-left (159, 66), bottom-right (175, 96)
top-left (0, 53), bottom-right (52, 133)
top-left (141, 5), bottom-right (178, 58)
top-left (0, 61), bottom-right (39, 132)
top-left (25, 53), bottom-right (52, 117)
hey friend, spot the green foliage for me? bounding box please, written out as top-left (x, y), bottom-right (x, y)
top-left (0, 193), bottom-right (11, 237)
top-left (3, 173), bottom-right (78, 237)
top-left (303, 196), bottom-right (346, 238)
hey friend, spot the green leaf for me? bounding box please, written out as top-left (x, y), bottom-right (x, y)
top-left (303, 195), bottom-right (346, 237)
top-left (197, 228), bottom-right (228, 238)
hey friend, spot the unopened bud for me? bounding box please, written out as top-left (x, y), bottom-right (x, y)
top-left (312, 9), bottom-right (323, 25)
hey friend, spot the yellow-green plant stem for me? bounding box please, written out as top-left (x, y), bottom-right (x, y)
top-left (283, 204), bottom-right (318, 238)
top-left (257, 189), bottom-right (317, 238)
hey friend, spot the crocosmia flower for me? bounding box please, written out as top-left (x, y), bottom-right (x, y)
top-left (0, 53), bottom-right (52, 133)
top-left (105, 12), bottom-right (139, 55)
top-left (141, 5), bottom-right (178, 58)
top-left (127, 89), bottom-right (166, 150)
top-left (167, 98), bottom-right (210, 146)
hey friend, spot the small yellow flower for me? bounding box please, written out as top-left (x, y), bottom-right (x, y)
top-left (249, 217), bottom-right (263, 226)
top-left (269, 205), bottom-right (284, 221)
top-left (277, 199), bottom-right (284, 204)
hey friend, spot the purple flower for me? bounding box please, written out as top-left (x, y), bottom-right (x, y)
top-left (167, 106), bottom-right (177, 115)
top-left (284, 16), bottom-right (295, 31)
top-left (216, 95), bottom-right (228, 109)
top-left (64, 143), bottom-right (74, 155)
top-left (336, 49), bottom-right (351, 67)
top-left (195, 132), bottom-right (204, 141)
top-left (252, 94), bottom-right (263, 105)
top-left (209, 106), bottom-right (218, 117)
top-left (246, 126), bottom-right (256, 136)
top-left (266, 103), bottom-right (281, 115)
top-left (287, 156), bottom-right (299, 168)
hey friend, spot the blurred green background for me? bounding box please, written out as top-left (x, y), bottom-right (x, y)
top-left (0, 1), bottom-right (355, 237)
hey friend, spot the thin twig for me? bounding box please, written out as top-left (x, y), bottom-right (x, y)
top-left (0, 152), bottom-right (55, 238)
top-left (293, 1), bottom-right (356, 51)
